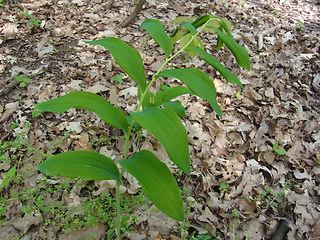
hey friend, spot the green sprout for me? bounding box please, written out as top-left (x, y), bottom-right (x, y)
top-left (14, 76), bottom-right (32, 87)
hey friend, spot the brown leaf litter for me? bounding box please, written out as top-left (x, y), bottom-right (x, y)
top-left (0, 0), bottom-right (319, 239)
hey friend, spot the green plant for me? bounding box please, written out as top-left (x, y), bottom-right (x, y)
top-left (249, 180), bottom-right (291, 210)
top-left (0, 0), bottom-right (4, 7)
top-left (236, 90), bottom-right (241, 100)
top-left (19, 10), bottom-right (41, 27)
top-left (189, 233), bottom-right (213, 240)
top-left (14, 76), bottom-right (32, 87)
top-left (35, 14), bottom-right (250, 239)
top-left (297, 21), bottom-right (305, 29)
top-left (178, 187), bottom-right (196, 239)
top-left (230, 209), bottom-right (240, 240)
top-left (273, 141), bottom-right (286, 155)
top-left (111, 74), bottom-right (125, 83)
top-left (0, 166), bottom-right (16, 189)
top-left (219, 182), bottom-right (230, 192)
top-left (48, 42), bottom-right (60, 53)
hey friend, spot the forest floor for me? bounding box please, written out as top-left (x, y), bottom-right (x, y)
top-left (0, 0), bottom-right (320, 239)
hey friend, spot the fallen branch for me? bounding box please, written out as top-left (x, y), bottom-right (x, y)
top-left (119, 0), bottom-right (146, 28)
top-left (0, 65), bottom-right (48, 97)
top-left (0, 79), bottom-right (20, 97)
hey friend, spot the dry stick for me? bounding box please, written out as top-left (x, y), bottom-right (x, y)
top-left (0, 65), bottom-right (48, 97)
top-left (0, 79), bottom-right (21, 97)
top-left (119, 0), bottom-right (146, 27)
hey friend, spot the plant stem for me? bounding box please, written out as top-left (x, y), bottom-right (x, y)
top-left (115, 180), bottom-right (121, 240)
top-left (114, 18), bottom-right (212, 239)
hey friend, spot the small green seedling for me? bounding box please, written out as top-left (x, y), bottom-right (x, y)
top-left (230, 209), bottom-right (241, 240)
top-left (111, 74), bottom-right (125, 83)
top-left (297, 21), bottom-right (305, 29)
top-left (1, 166), bottom-right (16, 189)
top-left (35, 14), bottom-right (250, 239)
top-left (48, 42), bottom-right (60, 53)
top-left (219, 182), bottom-right (229, 191)
top-left (236, 90), bottom-right (241, 100)
top-left (14, 76), bottom-right (32, 87)
top-left (0, 0), bottom-right (4, 7)
top-left (190, 233), bottom-right (213, 240)
top-left (19, 10), bottom-right (41, 27)
top-left (273, 141), bottom-right (286, 155)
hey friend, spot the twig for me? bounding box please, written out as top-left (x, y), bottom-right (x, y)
top-left (119, 0), bottom-right (146, 28)
top-left (0, 79), bottom-right (20, 97)
top-left (0, 65), bottom-right (48, 97)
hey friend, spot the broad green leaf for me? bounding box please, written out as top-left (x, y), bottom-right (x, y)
top-left (180, 22), bottom-right (197, 35)
top-left (1, 166), bottom-right (16, 188)
top-left (142, 90), bottom-right (155, 109)
top-left (216, 26), bottom-right (224, 52)
top-left (203, 18), bottom-right (220, 33)
top-left (219, 18), bottom-right (233, 37)
top-left (1, 178), bottom-right (10, 189)
top-left (191, 14), bottom-right (212, 29)
top-left (180, 35), bottom-right (204, 57)
top-left (170, 16), bottom-right (196, 39)
top-left (171, 29), bottom-right (184, 44)
top-left (172, 16), bottom-right (189, 24)
top-left (208, 27), bottom-right (250, 70)
top-left (140, 19), bottom-right (173, 58)
top-left (158, 68), bottom-right (222, 118)
top-left (39, 150), bottom-right (120, 181)
top-left (84, 38), bottom-right (147, 90)
top-left (119, 150), bottom-right (184, 221)
top-left (35, 91), bottom-right (128, 131)
top-left (130, 108), bottom-right (190, 173)
top-left (6, 166), bottom-right (16, 178)
top-left (154, 85), bottom-right (193, 106)
top-left (186, 47), bottom-right (243, 87)
top-left (163, 100), bottom-right (186, 118)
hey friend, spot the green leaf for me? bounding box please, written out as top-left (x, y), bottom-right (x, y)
top-left (203, 18), bottom-right (220, 33)
top-left (171, 29), bottom-right (184, 44)
top-left (84, 38), bottom-right (147, 90)
top-left (273, 141), bottom-right (286, 155)
top-left (154, 85), bottom-right (193, 106)
top-left (130, 108), bottom-right (190, 173)
top-left (191, 14), bottom-right (212, 29)
top-left (276, 149), bottom-right (287, 156)
top-left (172, 16), bottom-right (190, 24)
top-left (6, 166), bottom-right (16, 178)
top-left (1, 166), bottom-right (16, 188)
top-left (111, 74), bottom-right (124, 83)
top-left (14, 76), bottom-right (32, 83)
top-left (216, 26), bottom-right (224, 52)
top-left (163, 100), bottom-right (186, 118)
top-left (140, 19), bottom-right (173, 58)
top-left (219, 18), bottom-right (233, 37)
top-left (158, 68), bottom-right (222, 118)
top-left (35, 91), bottom-right (128, 131)
top-left (142, 91), bottom-right (155, 109)
top-left (180, 22), bottom-right (197, 35)
top-left (180, 35), bottom-right (204, 57)
top-left (208, 27), bottom-right (251, 70)
top-left (39, 150), bottom-right (120, 181)
top-left (119, 150), bottom-right (184, 221)
top-left (186, 47), bottom-right (243, 87)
